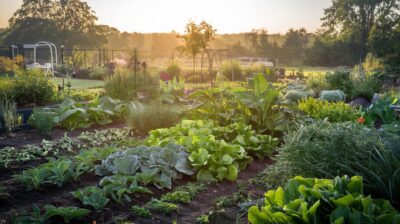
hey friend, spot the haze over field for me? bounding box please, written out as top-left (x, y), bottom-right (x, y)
top-left (0, 0), bottom-right (331, 33)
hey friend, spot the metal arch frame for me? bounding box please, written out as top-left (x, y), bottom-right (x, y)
top-left (12, 41), bottom-right (58, 76)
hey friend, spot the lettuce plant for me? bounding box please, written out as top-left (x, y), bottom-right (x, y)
top-left (248, 176), bottom-right (400, 224)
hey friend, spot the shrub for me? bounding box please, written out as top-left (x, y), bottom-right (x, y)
top-left (248, 175), bottom-right (400, 224)
top-left (284, 90), bottom-right (307, 104)
top-left (220, 60), bottom-right (243, 81)
top-left (298, 97), bottom-right (360, 122)
top-left (325, 70), bottom-right (353, 97)
top-left (352, 74), bottom-right (382, 100)
top-left (275, 121), bottom-right (400, 207)
top-left (166, 61), bottom-right (182, 80)
top-left (306, 73), bottom-right (328, 95)
top-left (104, 69), bottom-right (160, 101)
top-left (88, 67), bottom-right (109, 80)
top-left (319, 90), bottom-right (346, 102)
top-left (6, 69), bottom-right (57, 106)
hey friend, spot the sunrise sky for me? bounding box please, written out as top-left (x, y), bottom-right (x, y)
top-left (0, 0), bottom-right (332, 34)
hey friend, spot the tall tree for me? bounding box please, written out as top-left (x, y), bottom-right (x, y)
top-left (322, 0), bottom-right (400, 59)
top-left (282, 28), bottom-right (309, 64)
top-left (2, 0), bottom-right (105, 48)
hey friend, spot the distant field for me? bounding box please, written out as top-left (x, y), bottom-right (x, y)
top-left (50, 77), bottom-right (104, 89)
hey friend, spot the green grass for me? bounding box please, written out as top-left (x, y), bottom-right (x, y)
top-left (50, 77), bottom-right (104, 89)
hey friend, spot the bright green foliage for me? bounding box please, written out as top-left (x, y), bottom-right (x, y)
top-left (72, 186), bottom-right (110, 210)
top-left (99, 174), bottom-right (152, 204)
top-left (95, 144), bottom-right (194, 189)
top-left (28, 108), bottom-right (58, 136)
top-left (0, 69), bottom-right (56, 106)
top-left (16, 157), bottom-right (78, 190)
top-left (161, 191), bottom-right (191, 204)
top-left (43, 206), bottom-right (91, 223)
top-left (365, 98), bottom-right (397, 125)
top-left (236, 74), bottom-right (287, 133)
top-left (74, 146), bottom-right (120, 174)
top-left (319, 90), bottom-right (346, 102)
top-left (146, 120), bottom-right (277, 182)
top-left (248, 176), bottom-right (400, 224)
top-left (173, 182), bottom-right (208, 199)
top-left (276, 121), bottom-right (400, 207)
top-left (186, 74), bottom-right (286, 134)
top-left (186, 87), bottom-right (251, 126)
top-left (132, 205), bottom-right (152, 218)
top-left (298, 98), bottom-right (360, 122)
top-left (145, 199), bottom-right (178, 215)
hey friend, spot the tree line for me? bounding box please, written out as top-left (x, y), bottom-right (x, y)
top-left (0, 0), bottom-right (399, 70)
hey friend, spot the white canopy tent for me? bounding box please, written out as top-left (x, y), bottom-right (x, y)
top-left (11, 41), bottom-right (58, 76)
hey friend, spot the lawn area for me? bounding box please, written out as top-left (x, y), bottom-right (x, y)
top-left (50, 77), bottom-right (104, 89)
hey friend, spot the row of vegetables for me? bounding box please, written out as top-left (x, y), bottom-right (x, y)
top-left (2, 74), bottom-right (400, 223)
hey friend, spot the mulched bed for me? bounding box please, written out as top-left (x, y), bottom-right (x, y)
top-left (0, 158), bottom-right (274, 224)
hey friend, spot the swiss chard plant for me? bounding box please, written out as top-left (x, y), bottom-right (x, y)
top-left (248, 176), bottom-right (400, 224)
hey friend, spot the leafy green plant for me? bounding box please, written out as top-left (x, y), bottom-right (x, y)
top-left (185, 87), bottom-right (251, 126)
top-left (99, 174), bottom-right (152, 203)
top-left (220, 60), bottom-right (244, 81)
top-left (236, 74), bottom-right (287, 134)
top-left (145, 199), bottom-right (178, 215)
top-left (16, 157), bottom-right (78, 190)
top-left (298, 97), bottom-right (360, 122)
top-left (95, 144), bottom-right (194, 189)
top-left (28, 108), bottom-right (58, 137)
top-left (274, 121), bottom-right (400, 207)
top-left (43, 206), bottom-right (91, 223)
top-left (13, 205), bottom-right (90, 224)
top-left (132, 205), bottom-right (152, 218)
top-left (0, 135), bottom-right (76, 168)
top-left (78, 128), bottom-right (133, 148)
top-left (161, 191), bottom-right (191, 204)
top-left (365, 98), bottom-right (397, 125)
top-left (160, 77), bottom-right (185, 104)
top-left (2, 69), bottom-right (56, 106)
top-left (146, 120), bottom-right (277, 181)
top-left (248, 176), bottom-right (400, 224)
top-left (75, 146), bottom-right (120, 174)
top-left (72, 186), bottom-right (110, 210)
